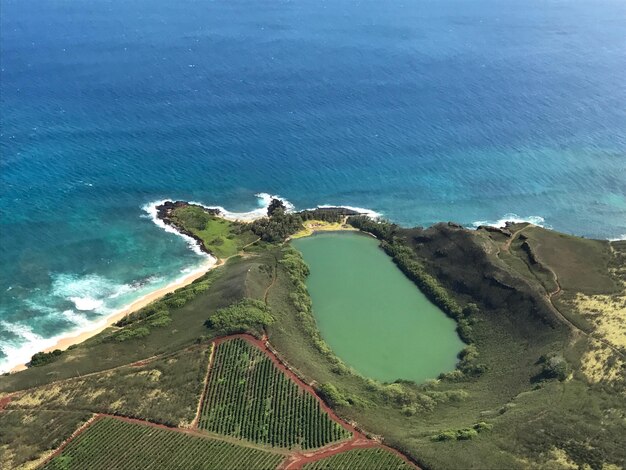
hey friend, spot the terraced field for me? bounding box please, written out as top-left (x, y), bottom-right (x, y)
top-left (303, 448), bottom-right (411, 470)
top-left (198, 338), bottom-right (351, 449)
top-left (42, 417), bottom-right (284, 470)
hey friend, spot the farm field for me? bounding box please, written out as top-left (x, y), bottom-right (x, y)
top-left (303, 447), bottom-right (411, 470)
top-left (0, 410), bottom-right (91, 469)
top-left (198, 337), bottom-right (351, 449)
top-left (1, 204), bottom-right (624, 470)
top-left (42, 417), bottom-right (285, 470)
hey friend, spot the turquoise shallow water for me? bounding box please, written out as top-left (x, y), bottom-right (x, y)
top-left (293, 233), bottom-right (464, 382)
top-left (1, 0), bottom-right (625, 371)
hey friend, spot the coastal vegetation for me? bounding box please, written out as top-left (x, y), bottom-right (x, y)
top-left (204, 298), bottom-right (274, 336)
top-left (163, 203), bottom-right (258, 258)
top-left (1, 202), bottom-right (624, 469)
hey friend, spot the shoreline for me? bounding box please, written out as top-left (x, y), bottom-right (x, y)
top-left (9, 257), bottom-right (218, 373)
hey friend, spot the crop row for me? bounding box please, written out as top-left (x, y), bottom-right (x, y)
top-left (42, 417), bottom-right (283, 470)
top-left (198, 338), bottom-right (350, 449)
top-left (303, 447), bottom-right (411, 470)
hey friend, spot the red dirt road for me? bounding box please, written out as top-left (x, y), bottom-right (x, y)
top-left (31, 333), bottom-right (419, 469)
top-left (210, 334), bottom-right (419, 470)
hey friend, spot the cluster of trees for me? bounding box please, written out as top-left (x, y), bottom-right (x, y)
top-left (251, 199), bottom-right (362, 243)
top-left (112, 326), bottom-right (150, 342)
top-left (431, 422), bottom-right (492, 441)
top-left (116, 275), bottom-right (213, 328)
top-left (299, 208), bottom-right (347, 224)
top-left (251, 201), bottom-right (304, 242)
top-left (347, 216), bottom-right (399, 240)
top-left (205, 298), bottom-right (274, 336)
top-left (29, 349), bottom-right (64, 367)
top-left (534, 353), bottom-right (570, 382)
top-left (171, 205), bottom-right (214, 231)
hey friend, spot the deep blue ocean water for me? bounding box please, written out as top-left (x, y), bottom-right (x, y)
top-left (1, 0), bottom-right (625, 371)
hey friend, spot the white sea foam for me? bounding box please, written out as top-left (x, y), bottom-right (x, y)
top-left (315, 204), bottom-right (382, 219)
top-left (609, 234), bottom-right (626, 241)
top-left (142, 200), bottom-right (210, 257)
top-left (472, 213), bottom-right (546, 229)
top-left (0, 321), bottom-right (59, 373)
top-left (69, 296), bottom-right (104, 311)
top-left (189, 192), bottom-right (295, 222)
top-left (0, 262), bottom-right (215, 374)
top-left (51, 273), bottom-right (133, 313)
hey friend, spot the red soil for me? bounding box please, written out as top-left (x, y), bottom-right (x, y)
top-left (210, 334), bottom-right (419, 470)
top-left (34, 333), bottom-right (419, 469)
top-left (0, 394), bottom-right (14, 411)
top-left (41, 414), bottom-right (101, 464)
top-left (191, 342), bottom-right (216, 429)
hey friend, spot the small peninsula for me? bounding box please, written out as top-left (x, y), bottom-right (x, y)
top-left (1, 199), bottom-right (624, 470)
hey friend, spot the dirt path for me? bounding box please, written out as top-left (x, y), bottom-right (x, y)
top-left (40, 414), bottom-right (100, 465)
top-left (497, 224), bottom-right (531, 256)
top-left (191, 343), bottom-right (216, 429)
top-left (209, 334), bottom-right (419, 469)
top-left (493, 225), bottom-right (625, 358)
top-left (263, 257), bottom-right (279, 304)
top-left (541, 262), bottom-right (625, 359)
top-left (26, 333), bottom-right (420, 469)
top-left (278, 437), bottom-right (378, 469)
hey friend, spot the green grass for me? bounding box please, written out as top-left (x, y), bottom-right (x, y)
top-left (6, 345), bottom-right (210, 427)
top-left (0, 410), bottom-right (91, 469)
top-left (42, 417), bottom-right (285, 470)
top-left (198, 338), bottom-right (351, 449)
top-left (169, 205), bottom-right (258, 258)
top-left (522, 226), bottom-right (619, 295)
top-left (303, 448), bottom-right (411, 470)
top-left (2, 219), bottom-right (624, 470)
top-left (262, 227), bottom-right (624, 469)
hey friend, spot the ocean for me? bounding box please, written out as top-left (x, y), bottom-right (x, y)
top-left (1, 0), bottom-right (625, 372)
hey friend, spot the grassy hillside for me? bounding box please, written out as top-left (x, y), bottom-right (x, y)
top-left (263, 219), bottom-right (625, 469)
top-left (1, 208), bottom-right (624, 469)
top-left (165, 204), bottom-right (259, 258)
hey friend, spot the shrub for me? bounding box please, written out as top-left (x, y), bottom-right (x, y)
top-left (29, 349), bottom-right (64, 367)
top-left (205, 298), bottom-right (274, 335)
top-left (113, 326), bottom-right (150, 342)
top-left (535, 354), bottom-right (570, 382)
top-left (317, 383), bottom-right (349, 407)
top-left (432, 430), bottom-right (457, 441)
top-left (432, 427), bottom-right (479, 441)
top-left (456, 428), bottom-right (479, 440)
top-left (473, 421), bottom-right (493, 432)
top-left (148, 311), bottom-right (172, 327)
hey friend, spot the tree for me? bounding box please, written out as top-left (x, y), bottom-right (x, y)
top-left (267, 199), bottom-right (286, 217)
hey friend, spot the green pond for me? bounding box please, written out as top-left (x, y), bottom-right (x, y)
top-left (292, 232), bottom-right (464, 383)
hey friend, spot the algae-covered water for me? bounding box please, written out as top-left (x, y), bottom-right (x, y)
top-left (292, 232), bottom-right (464, 383)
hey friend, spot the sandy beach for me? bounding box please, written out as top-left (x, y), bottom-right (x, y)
top-left (10, 257), bottom-right (219, 373)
